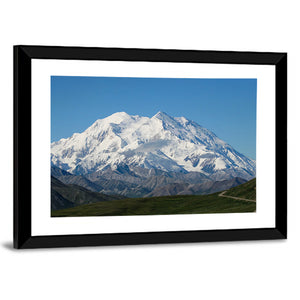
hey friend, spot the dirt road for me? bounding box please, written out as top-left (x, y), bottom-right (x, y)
top-left (218, 191), bottom-right (256, 203)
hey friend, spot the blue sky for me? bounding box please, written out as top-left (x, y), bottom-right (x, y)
top-left (51, 76), bottom-right (256, 159)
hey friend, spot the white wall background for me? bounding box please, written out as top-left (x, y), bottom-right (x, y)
top-left (0, 1), bottom-right (298, 299)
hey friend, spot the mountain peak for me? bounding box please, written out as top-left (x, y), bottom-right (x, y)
top-left (108, 111), bottom-right (130, 118)
top-left (51, 111), bottom-right (256, 179)
top-left (103, 112), bottom-right (131, 124)
top-left (153, 111), bottom-right (170, 118)
top-left (152, 111), bottom-right (176, 123)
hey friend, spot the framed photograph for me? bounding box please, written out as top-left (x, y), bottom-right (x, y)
top-left (14, 45), bottom-right (287, 249)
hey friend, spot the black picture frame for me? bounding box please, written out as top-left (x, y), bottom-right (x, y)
top-left (13, 45), bottom-right (287, 249)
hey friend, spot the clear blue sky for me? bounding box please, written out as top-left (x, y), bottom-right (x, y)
top-left (51, 76), bottom-right (256, 159)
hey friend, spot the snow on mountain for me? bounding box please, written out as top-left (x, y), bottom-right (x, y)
top-left (51, 111), bottom-right (256, 180)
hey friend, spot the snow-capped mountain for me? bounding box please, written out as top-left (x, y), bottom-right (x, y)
top-left (51, 111), bottom-right (256, 180)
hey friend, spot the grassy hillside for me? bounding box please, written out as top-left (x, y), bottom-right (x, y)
top-left (52, 182), bottom-right (256, 217)
top-left (51, 176), bottom-right (124, 210)
top-left (224, 178), bottom-right (256, 200)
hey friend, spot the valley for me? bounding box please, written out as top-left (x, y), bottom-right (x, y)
top-left (52, 178), bottom-right (256, 217)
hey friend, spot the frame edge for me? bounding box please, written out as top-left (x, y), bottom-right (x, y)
top-left (13, 45), bottom-right (288, 249)
top-left (275, 53), bottom-right (287, 239)
top-left (17, 44), bottom-right (285, 65)
top-left (13, 46), bottom-right (32, 249)
top-left (20, 228), bottom-right (285, 249)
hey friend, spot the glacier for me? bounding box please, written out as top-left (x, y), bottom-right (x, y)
top-left (51, 111), bottom-right (256, 180)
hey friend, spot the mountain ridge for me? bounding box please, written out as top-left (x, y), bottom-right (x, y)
top-left (52, 177), bottom-right (256, 217)
top-left (51, 111), bottom-right (256, 181)
top-left (51, 176), bottom-right (125, 210)
top-left (52, 165), bottom-right (248, 199)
